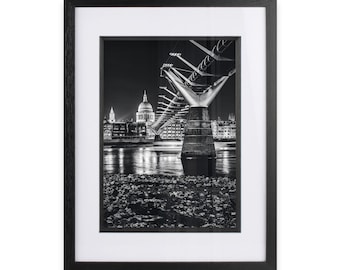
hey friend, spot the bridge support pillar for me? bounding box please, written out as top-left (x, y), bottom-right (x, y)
top-left (181, 107), bottom-right (216, 176)
top-left (154, 134), bottom-right (162, 141)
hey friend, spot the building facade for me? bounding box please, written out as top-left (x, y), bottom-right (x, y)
top-left (160, 121), bottom-right (185, 140)
top-left (103, 120), bottom-right (147, 140)
top-left (103, 118), bottom-right (113, 140)
top-left (126, 122), bottom-right (146, 137)
top-left (211, 115), bottom-right (236, 140)
top-left (111, 122), bottom-right (127, 137)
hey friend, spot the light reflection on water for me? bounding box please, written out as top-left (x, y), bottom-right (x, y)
top-left (103, 142), bottom-right (236, 177)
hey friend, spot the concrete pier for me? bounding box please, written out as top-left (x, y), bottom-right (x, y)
top-left (181, 107), bottom-right (216, 176)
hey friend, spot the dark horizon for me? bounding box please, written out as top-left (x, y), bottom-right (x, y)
top-left (103, 38), bottom-right (236, 122)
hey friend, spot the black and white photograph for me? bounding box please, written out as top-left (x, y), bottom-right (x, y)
top-left (100, 37), bottom-right (240, 232)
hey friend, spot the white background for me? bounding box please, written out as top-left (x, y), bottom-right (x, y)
top-left (0, 0), bottom-right (340, 269)
top-left (75, 7), bottom-right (266, 262)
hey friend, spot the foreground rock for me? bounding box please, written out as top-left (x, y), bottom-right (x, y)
top-left (103, 174), bottom-right (237, 230)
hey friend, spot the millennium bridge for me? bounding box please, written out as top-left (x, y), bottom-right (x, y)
top-left (151, 39), bottom-right (236, 176)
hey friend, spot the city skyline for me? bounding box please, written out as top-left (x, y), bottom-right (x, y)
top-left (103, 102), bottom-right (235, 123)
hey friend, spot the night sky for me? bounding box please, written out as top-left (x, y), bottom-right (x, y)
top-left (103, 38), bottom-right (236, 122)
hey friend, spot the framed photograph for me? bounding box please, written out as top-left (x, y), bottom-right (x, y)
top-left (65, 0), bottom-right (276, 270)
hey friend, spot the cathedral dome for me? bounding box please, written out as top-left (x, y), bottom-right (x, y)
top-left (137, 91), bottom-right (154, 113)
top-left (136, 90), bottom-right (155, 124)
top-left (138, 101), bottom-right (153, 112)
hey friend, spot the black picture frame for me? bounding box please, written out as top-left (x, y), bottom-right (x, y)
top-left (64, 0), bottom-right (276, 270)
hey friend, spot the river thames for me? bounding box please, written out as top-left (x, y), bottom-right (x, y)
top-left (103, 141), bottom-right (236, 177)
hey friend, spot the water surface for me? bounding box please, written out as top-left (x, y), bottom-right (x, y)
top-left (103, 142), bottom-right (236, 177)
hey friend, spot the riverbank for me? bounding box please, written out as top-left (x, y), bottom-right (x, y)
top-left (104, 137), bottom-right (153, 145)
top-left (103, 138), bottom-right (236, 147)
top-left (102, 173), bottom-right (237, 231)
